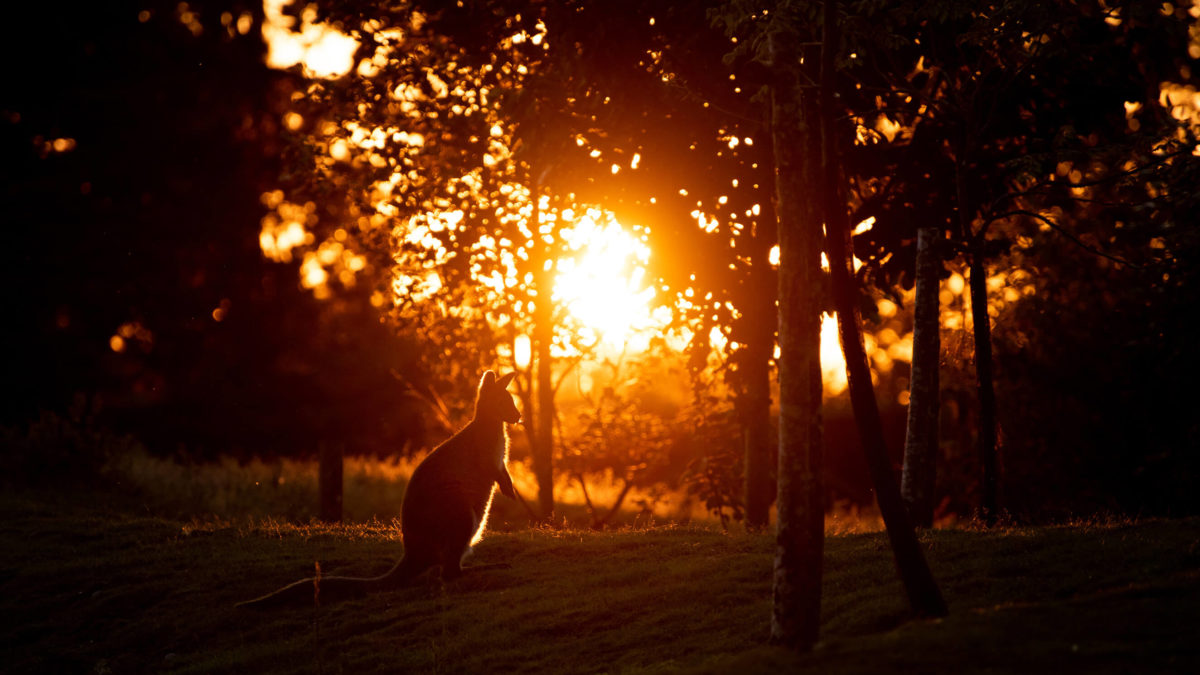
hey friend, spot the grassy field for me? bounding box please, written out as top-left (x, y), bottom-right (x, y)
top-left (2, 487), bottom-right (1198, 674)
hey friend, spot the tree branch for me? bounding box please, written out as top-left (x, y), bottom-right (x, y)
top-left (992, 209), bottom-right (1141, 268)
top-left (595, 477), bottom-right (634, 530)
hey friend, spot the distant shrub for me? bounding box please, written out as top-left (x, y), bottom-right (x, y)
top-left (0, 408), bottom-right (142, 487)
top-left (680, 393), bottom-right (745, 528)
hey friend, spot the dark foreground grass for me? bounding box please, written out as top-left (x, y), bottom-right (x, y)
top-left (1, 491), bottom-right (1198, 674)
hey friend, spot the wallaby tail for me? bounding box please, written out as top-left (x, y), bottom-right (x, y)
top-left (235, 556), bottom-right (422, 610)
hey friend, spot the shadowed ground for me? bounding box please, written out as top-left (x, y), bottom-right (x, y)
top-left (1, 490), bottom-right (1197, 673)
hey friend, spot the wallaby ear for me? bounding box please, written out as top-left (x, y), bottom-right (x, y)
top-left (479, 370), bottom-right (497, 390)
top-left (496, 372), bottom-right (516, 390)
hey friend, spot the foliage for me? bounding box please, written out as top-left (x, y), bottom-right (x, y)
top-left (262, 0), bottom-right (799, 520)
top-left (559, 368), bottom-right (675, 528)
top-left (7, 0), bottom-right (1200, 525)
top-left (0, 1), bottom-right (437, 464)
top-left (681, 385), bottom-right (747, 528)
top-left (990, 219), bottom-right (1200, 517)
top-left (820, 0), bottom-right (1200, 519)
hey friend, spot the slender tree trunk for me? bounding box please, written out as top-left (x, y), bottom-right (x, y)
top-left (968, 254), bottom-right (999, 523)
top-left (743, 201), bottom-right (777, 530)
top-left (901, 226), bottom-right (941, 527)
top-left (318, 442), bottom-right (343, 523)
top-left (767, 20), bottom-right (825, 653)
top-left (954, 134), bottom-right (1000, 524)
top-left (530, 182), bottom-right (556, 520)
top-left (534, 330), bottom-right (555, 518)
top-left (818, 0), bottom-right (946, 618)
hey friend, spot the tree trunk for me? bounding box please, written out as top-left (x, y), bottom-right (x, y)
top-left (901, 226), bottom-right (941, 527)
top-left (318, 442), bottom-right (343, 523)
top-left (533, 329), bottom-right (555, 518)
top-left (743, 199), bottom-right (778, 530)
top-left (968, 254), bottom-right (999, 523)
top-left (954, 129), bottom-right (999, 524)
top-left (818, 0), bottom-right (947, 618)
top-left (767, 20), bottom-right (825, 653)
top-left (530, 181), bottom-right (556, 520)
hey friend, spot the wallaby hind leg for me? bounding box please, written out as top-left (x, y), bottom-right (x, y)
top-left (435, 502), bottom-right (491, 580)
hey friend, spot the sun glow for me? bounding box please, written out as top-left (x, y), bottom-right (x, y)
top-left (554, 214), bottom-right (668, 352)
top-left (821, 314), bottom-right (848, 395)
top-left (263, 0), bottom-right (359, 79)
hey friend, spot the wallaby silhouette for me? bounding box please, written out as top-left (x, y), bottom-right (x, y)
top-left (237, 370), bottom-right (521, 608)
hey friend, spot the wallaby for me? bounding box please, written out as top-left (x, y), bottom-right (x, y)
top-left (237, 370), bottom-right (521, 608)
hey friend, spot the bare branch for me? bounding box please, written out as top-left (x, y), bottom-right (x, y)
top-left (992, 209), bottom-right (1140, 268)
top-left (595, 478), bottom-right (635, 530)
top-left (574, 472), bottom-right (597, 518)
top-left (994, 148), bottom-right (1188, 209)
top-left (551, 351), bottom-right (588, 395)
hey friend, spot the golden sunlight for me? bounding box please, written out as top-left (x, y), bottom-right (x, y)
top-left (513, 334), bottom-right (532, 369)
top-left (770, 313), bottom-right (848, 397)
top-left (553, 213), bottom-right (669, 352)
top-left (820, 314), bottom-right (848, 396)
top-left (263, 0), bottom-right (358, 79)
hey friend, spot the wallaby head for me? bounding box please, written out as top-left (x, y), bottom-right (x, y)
top-left (475, 370), bottom-right (521, 424)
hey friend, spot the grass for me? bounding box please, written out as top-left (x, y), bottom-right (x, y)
top-left (106, 449), bottom-right (721, 528)
top-left (2, 486), bottom-right (1198, 674)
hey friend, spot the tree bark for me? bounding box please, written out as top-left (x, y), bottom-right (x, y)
top-left (968, 254), bottom-right (999, 523)
top-left (743, 199), bottom-right (777, 530)
top-left (531, 184), bottom-right (556, 520)
top-left (318, 442), bottom-right (343, 523)
top-left (767, 20), bottom-right (825, 653)
top-left (818, 0), bottom-right (946, 618)
top-left (954, 130), bottom-right (999, 524)
top-left (901, 226), bottom-right (941, 527)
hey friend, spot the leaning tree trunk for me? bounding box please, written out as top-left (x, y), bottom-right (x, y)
top-left (901, 226), bottom-right (941, 528)
top-left (767, 19), bottom-right (826, 653)
top-left (743, 198), bottom-right (778, 530)
top-left (818, 0), bottom-right (946, 618)
top-left (954, 137), bottom-right (1000, 525)
top-left (968, 253), bottom-right (999, 524)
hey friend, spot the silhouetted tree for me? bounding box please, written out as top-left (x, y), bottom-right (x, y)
top-left (761, 0), bottom-right (826, 651)
top-left (901, 226), bottom-right (941, 527)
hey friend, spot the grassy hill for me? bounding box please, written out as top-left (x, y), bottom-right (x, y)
top-left (2, 491), bottom-right (1197, 673)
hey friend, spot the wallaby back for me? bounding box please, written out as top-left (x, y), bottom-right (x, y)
top-left (237, 370), bottom-right (521, 609)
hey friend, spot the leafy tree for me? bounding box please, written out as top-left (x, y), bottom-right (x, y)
top-left (559, 355), bottom-right (678, 529)
top-left (830, 0), bottom-right (1199, 523)
top-left (259, 1), bottom-right (581, 517)
top-left (267, 0), bottom-right (793, 526)
top-left (0, 1), bottom-right (430, 488)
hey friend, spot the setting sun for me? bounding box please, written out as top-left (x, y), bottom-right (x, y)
top-left (553, 213), bottom-right (669, 352)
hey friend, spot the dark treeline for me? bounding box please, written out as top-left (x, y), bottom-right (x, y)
top-left (0, 1), bottom-right (435, 475)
